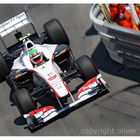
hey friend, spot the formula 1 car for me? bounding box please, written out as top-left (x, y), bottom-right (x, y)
top-left (0, 12), bottom-right (109, 130)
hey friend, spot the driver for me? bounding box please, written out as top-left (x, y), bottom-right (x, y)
top-left (26, 40), bottom-right (44, 66)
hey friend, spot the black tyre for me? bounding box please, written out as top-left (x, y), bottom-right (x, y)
top-left (76, 55), bottom-right (99, 81)
top-left (14, 88), bottom-right (37, 115)
top-left (0, 52), bottom-right (9, 82)
top-left (43, 18), bottom-right (69, 45)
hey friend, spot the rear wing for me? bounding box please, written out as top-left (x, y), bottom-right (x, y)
top-left (0, 12), bottom-right (31, 37)
top-left (0, 12), bottom-right (39, 54)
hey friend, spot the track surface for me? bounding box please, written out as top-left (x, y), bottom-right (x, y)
top-left (0, 4), bottom-right (140, 136)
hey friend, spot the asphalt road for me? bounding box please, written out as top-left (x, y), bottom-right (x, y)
top-left (0, 4), bottom-right (140, 136)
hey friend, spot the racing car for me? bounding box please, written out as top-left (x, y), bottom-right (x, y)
top-left (0, 12), bottom-right (109, 130)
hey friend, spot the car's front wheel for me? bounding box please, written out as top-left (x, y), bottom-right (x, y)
top-left (14, 88), bottom-right (37, 115)
top-left (76, 55), bottom-right (99, 81)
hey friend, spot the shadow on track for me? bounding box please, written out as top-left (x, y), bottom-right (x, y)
top-left (9, 90), bottom-right (16, 106)
top-left (14, 116), bottom-right (27, 126)
top-left (91, 41), bottom-right (140, 83)
top-left (85, 24), bottom-right (98, 36)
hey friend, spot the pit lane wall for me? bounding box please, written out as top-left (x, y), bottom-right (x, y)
top-left (90, 4), bottom-right (140, 70)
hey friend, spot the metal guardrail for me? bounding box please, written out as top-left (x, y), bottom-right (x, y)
top-left (90, 4), bottom-right (140, 70)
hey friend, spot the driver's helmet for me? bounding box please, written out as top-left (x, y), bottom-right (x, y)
top-left (26, 41), bottom-right (43, 65)
top-left (29, 48), bottom-right (43, 65)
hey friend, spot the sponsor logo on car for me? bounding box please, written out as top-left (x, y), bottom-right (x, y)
top-left (48, 75), bottom-right (57, 81)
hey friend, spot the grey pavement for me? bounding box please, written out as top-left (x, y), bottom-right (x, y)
top-left (0, 4), bottom-right (140, 136)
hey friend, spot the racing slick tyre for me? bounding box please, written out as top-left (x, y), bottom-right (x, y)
top-left (0, 52), bottom-right (9, 82)
top-left (14, 88), bottom-right (37, 115)
top-left (43, 18), bottom-right (69, 45)
top-left (76, 55), bottom-right (99, 81)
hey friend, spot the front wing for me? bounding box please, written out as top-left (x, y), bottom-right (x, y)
top-left (23, 74), bottom-right (109, 129)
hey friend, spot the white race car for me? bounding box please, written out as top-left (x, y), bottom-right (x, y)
top-left (0, 12), bottom-right (109, 130)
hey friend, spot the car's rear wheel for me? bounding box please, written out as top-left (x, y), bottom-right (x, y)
top-left (14, 88), bottom-right (37, 115)
top-left (0, 52), bottom-right (9, 82)
top-left (43, 18), bottom-right (69, 45)
top-left (76, 55), bottom-right (99, 81)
